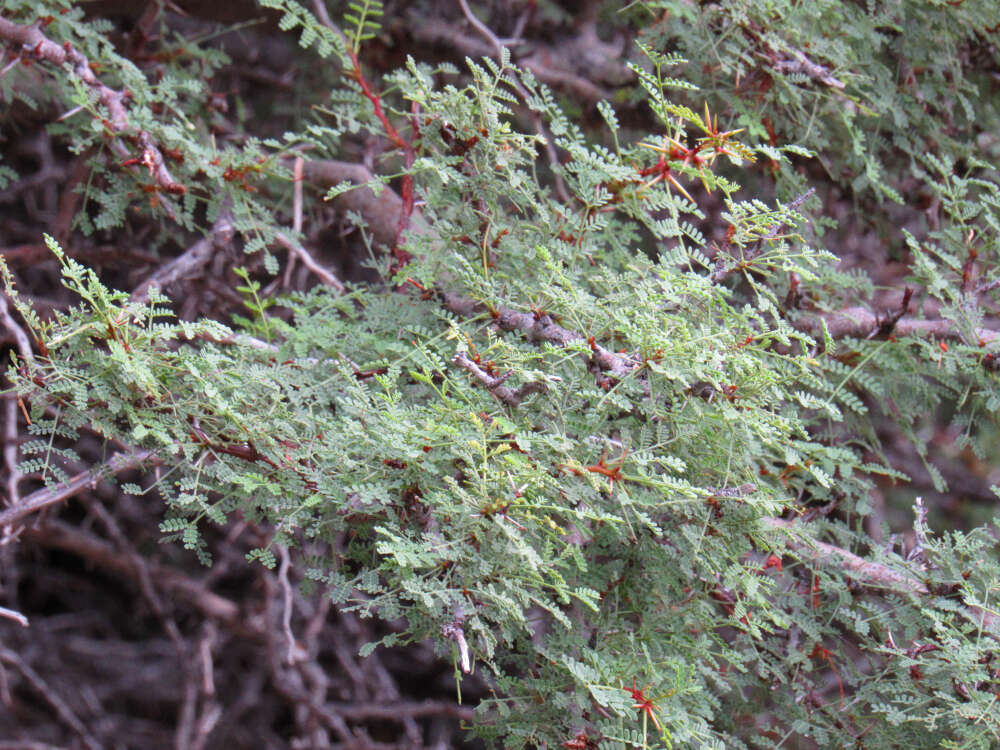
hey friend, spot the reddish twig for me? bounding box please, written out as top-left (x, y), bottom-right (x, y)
top-left (347, 50), bottom-right (416, 267)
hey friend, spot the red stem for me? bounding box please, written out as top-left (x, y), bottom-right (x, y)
top-left (349, 51), bottom-right (415, 266)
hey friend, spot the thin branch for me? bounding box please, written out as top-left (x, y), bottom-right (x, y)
top-left (3, 395), bottom-right (21, 507)
top-left (772, 47), bottom-right (845, 89)
top-left (301, 163), bottom-right (640, 386)
top-left (0, 291), bottom-right (33, 365)
top-left (310, 0), bottom-right (347, 44)
top-left (284, 156), bottom-right (306, 287)
top-left (711, 188), bottom-right (816, 283)
top-left (974, 277), bottom-right (1000, 296)
top-left (441, 607), bottom-right (471, 674)
top-left (327, 700), bottom-right (475, 723)
top-left (0, 605), bottom-right (28, 627)
top-left (766, 518), bottom-right (1000, 635)
top-left (0, 647), bottom-right (101, 750)
top-left (766, 518), bottom-right (928, 593)
top-left (0, 15), bottom-right (185, 197)
top-left (22, 519), bottom-right (241, 627)
top-left (866, 287), bottom-right (913, 340)
top-left (456, 0), bottom-right (570, 203)
top-left (131, 208), bottom-right (234, 303)
top-left (411, 19), bottom-right (613, 102)
top-left (793, 305), bottom-right (1000, 345)
top-left (274, 233), bottom-right (345, 293)
top-left (452, 351), bottom-right (547, 406)
top-left (456, 0), bottom-right (524, 50)
top-left (0, 449), bottom-right (155, 530)
top-left (277, 544), bottom-right (299, 665)
top-left (443, 293), bottom-right (640, 380)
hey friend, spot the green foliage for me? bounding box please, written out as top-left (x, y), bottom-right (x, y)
top-left (639, 0), bottom-right (1000, 204)
top-left (4, 1), bottom-right (1000, 748)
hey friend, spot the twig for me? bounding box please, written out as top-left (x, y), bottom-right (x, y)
top-left (131, 208), bottom-right (234, 303)
top-left (284, 157), bottom-right (306, 287)
top-left (198, 622), bottom-right (217, 696)
top-left (456, 0), bottom-right (524, 49)
top-left (327, 700), bottom-right (475, 722)
top-left (411, 19), bottom-right (613, 102)
top-left (22, 519), bottom-right (241, 626)
top-left (766, 518), bottom-right (928, 593)
top-left (310, 0), bottom-right (345, 42)
top-left (3, 395), bottom-right (21, 507)
top-left (866, 287), bottom-right (913, 340)
top-left (441, 607), bottom-right (471, 674)
top-left (456, 0), bottom-right (570, 203)
top-left (190, 704), bottom-right (222, 750)
top-left (444, 293), bottom-right (640, 380)
top-left (907, 496), bottom-right (931, 567)
top-left (765, 518), bottom-right (1000, 634)
top-left (277, 544), bottom-right (298, 664)
top-left (0, 449), bottom-right (155, 530)
top-left (303, 159), bottom-right (419, 251)
top-left (711, 189), bottom-right (816, 283)
top-left (452, 351), bottom-right (547, 406)
top-left (263, 571), bottom-right (354, 744)
top-left (0, 646), bottom-right (101, 750)
top-left (974, 277), bottom-right (1000, 296)
top-left (0, 15), bottom-right (185, 197)
top-left (0, 605), bottom-right (28, 627)
top-left (176, 661), bottom-right (198, 750)
top-left (0, 290), bottom-right (33, 366)
top-left (274, 233), bottom-right (345, 293)
top-left (772, 48), bottom-right (845, 89)
top-left (300, 163), bottom-right (641, 387)
top-left (793, 306), bottom-right (1000, 346)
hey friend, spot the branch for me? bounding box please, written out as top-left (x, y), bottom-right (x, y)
top-left (0, 448), bottom-right (155, 530)
top-left (302, 161), bottom-right (640, 386)
top-left (765, 518), bottom-right (1000, 635)
top-left (792, 306), bottom-right (1000, 345)
top-left (0, 290), bottom-right (34, 365)
top-left (0, 15), bottom-right (185, 197)
top-left (452, 351), bottom-right (547, 406)
top-left (0, 291), bottom-right (32, 506)
top-left (328, 700), bottom-right (475, 723)
top-left (410, 19), bottom-right (615, 103)
top-left (441, 607), bottom-right (471, 674)
top-left (442, 293), bottom-right (640, 382)
top-left (273, 232), bottom-right (345, 293)
top-left (455, 0), bottom-right (570, 203)
top-left (0, 646), bottom-right (101, 750)
top-left (303, 159), bottom-right (420, 251)
top-left (0, 605), bottom-right (28, 627)
top-left (130, 208), bottom-right (234, 303)
top-left (22, 519), bottom-right (240, 627)
top-left (772, 48), bottom-right (845, 89)
top-left (711, 189), bottom-right (815, 284)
